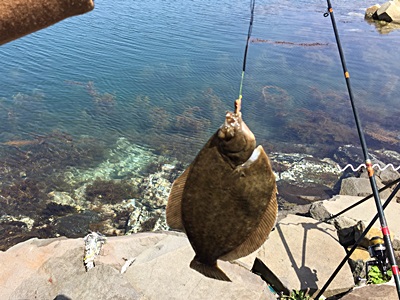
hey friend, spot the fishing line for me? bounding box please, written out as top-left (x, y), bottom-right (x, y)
top-left (238, 0), bottom-right (256, 102)
top-left (315, 1), bottom-right (400, 298)
top-left (337, 163), bottom-right (400, 172)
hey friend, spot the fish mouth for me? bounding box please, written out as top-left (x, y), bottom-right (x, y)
top-left (216, 109), bottom-right (256, 165)
top-left (217, 111), bottom-right (241, 140)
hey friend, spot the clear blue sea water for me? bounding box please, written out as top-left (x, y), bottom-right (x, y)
top-left (0, 0), bottom-right (399, 163)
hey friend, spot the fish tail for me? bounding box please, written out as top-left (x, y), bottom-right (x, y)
top-left (190, 258), bottom-right (231, 282)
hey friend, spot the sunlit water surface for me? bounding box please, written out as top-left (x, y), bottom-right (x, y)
top-left (0, 0), bottom-right (399, 166)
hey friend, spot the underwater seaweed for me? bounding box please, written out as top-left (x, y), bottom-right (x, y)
top-left (67, 80), bottom-right (117, 114)
top-left (365, 123), bottom-right (399, 145)
top-left (308, 86), bottom-right (400, 149)
top-left (286, 108), bottom-right (358, 145)
top-left (251, 38), bottom-right (329, 47)
top-left (148, 107), bottom-right (171, 131)
top-left (0, 133), bottom-right (115, 249)
top-left (0, 178), bottom-right (48, 217)
top-left (12, 89), bottom-right (45, 106)
top-left (0, 132), bottom-right (110, 236)
top-left (202, 88), bottom-right (226, 126)
top-left (174, 106), bottom-right (211, 135)
top-left (85, 178), bottom-right (137, 205)
top-left (259, 85), bottom-right (294, 119)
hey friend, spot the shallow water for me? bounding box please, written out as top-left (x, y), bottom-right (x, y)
top-left (0, 0), bottom-right (399, 175)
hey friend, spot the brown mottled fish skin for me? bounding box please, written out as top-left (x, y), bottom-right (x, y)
top-left (166, 109), bottom-right (277, 281)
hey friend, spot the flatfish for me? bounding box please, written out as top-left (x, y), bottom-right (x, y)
top-left (166, 98), bottom-right (277, 281)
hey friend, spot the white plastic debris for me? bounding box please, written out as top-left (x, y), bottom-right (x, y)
top-left (121, 257), bottom-right (136, 274)
top-left (83, 232), bottom-right (107, 271)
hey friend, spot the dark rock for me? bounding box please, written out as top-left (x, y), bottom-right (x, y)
top-left (42, 202), bottom-right (77, 218)
top-left (348, 256), bottom-right (368, 282)
top-left (359, 151), bottom-right (400, 185)
top-left (309, 201), bottom-right (332, 221)
top-left (365, 4), bottom-right (381, 19)
top-left (54, 211), bottom-right (101, 237)
top-left (376, 0), bottom-right (400, 23)
top-left (333, 145), bottom-right (365, 173)
top-left (337, 224), bottom-right (359, 247)
top-left (339, 177), bottom-right (391, 199)
top-left (277, 181), bottom-right (334, 205)
top-left (340, 177), bottom-right (372, 197)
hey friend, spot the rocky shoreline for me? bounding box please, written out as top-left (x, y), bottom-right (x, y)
top-left (1, 192), bottom-right (400, 299)
top-left (1, 137), bottom-right (400, 298)
top-left (1, 138), bottom-right (400, 251)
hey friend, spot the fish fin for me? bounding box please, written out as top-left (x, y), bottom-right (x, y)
top-left (190, 258), bottom-right (231, 282)
top-left (240, 145), bottom-right (262, 168)
top-left (221, 185), bottom-right (278, 261)
top-left (166, 166), bottom-right (191, 231)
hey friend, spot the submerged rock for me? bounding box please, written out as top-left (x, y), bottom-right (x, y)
top-left (53, 211), bottom-right (102, 238)
top-left (125, 201), bottom-right (167, 234)
top-left (271, 152), bottom-right (341, 204)
top-left (271, 153), bottom-right (340, 186)
top-left (334, 145), bottom-right (400, 181)
top-left (309, 195), bottom-right (400, 250)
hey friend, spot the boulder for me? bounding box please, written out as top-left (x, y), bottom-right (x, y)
top-left (341, 283), bottom-right (398, 299)
top-left (0, 232), bottom-right (275, 300)
top-left (365, 4), bottom-right (381, 19)
top-left (340, 177), bottom-right (373, 197)
top-left (124, 233), bottom-right (275, 300)
top-left (239, 214), bottom-right (354, 298)
top-left (339, 177), bottom-right (392, 199)
top-left (376, 0), bottom-right (400, 23)
top-left (309, 195), bottom-right (400, 250)
top-left (348, 247), bottom-right (370, 279)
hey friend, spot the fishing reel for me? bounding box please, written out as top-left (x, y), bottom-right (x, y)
top-left (365, 236), bottom-right (390, 281)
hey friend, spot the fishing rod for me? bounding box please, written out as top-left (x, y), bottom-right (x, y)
top-left (315, 1), bottom-right (400, 298)
top-left (237, 0), bottom-right (256, 106)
